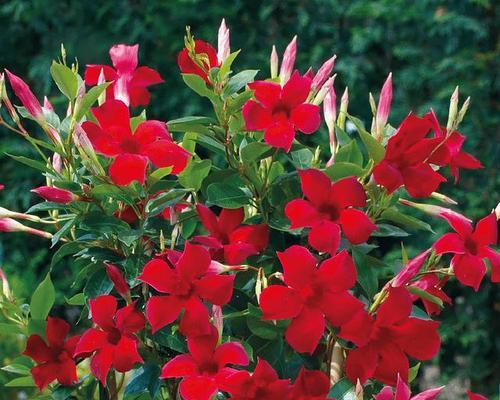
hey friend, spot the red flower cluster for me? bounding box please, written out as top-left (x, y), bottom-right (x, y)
top-left (178, 40), bottom-right (219, 83)
top-left (193, 205), bottom-right (269, 265)
top-left (242, 71), bottom-right (321, 152)
top-left (82, 99), bottom-right (190, 186)
top-left (285, 169), bottom-right (377, 253)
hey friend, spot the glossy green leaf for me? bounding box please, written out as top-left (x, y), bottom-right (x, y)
top-left (30, 273), bottom-right (55, 320)
top-left (50, 62), bottom-right (78, 100)
top-left (178, 159), bottom-right (212, 190)
top-left (206, 182), bottom-right (251, 208)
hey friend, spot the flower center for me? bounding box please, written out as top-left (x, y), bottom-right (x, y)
top-left (464, 237), bottom-right (478, 255)
top-left (271, 102), bottom-right (291, 122)
top-left (107, 328), bottom-right (122, 345)
top-left (120, 138), bottom-right (141, 154)
top-left (318, 204), bottom-right (340, 221)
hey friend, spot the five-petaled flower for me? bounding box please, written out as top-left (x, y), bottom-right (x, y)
top-left (138, 242), bottom-right (235, 336)
top-left (82, 99), bottom-right (190, 186)
top-left (73, 295), bottom-right (145, 385)
top-left (287, 367), bottom-right (330, 400)
top-left (433, 211), bottom-right (499, 291)
top-left (161, 325), bottom-right (249, 400)
top-left (85, 44), bottom-right (164, 107)
top-left (374, 374), bottom-right (443, 400)
top-left (23, 317), bottom-right (80, 390)
top-left (285, 169), bottom-right (377, 253)
top-left (338, 287), bottom-right (441, 385)
top-left (242, 71), bottom-right (321, 152)
top-left (373, 112), bottom-right (446, 198)
top-left (193, 205), bottom-right (269, 265)
top-left (178, 40), bottom-right (219, 84)
top-left (259, 245), bottom-right (363, 353)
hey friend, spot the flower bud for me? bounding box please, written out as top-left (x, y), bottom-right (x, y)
top-left (0, 218), bottom-right (52, 238)
top-left (208, 260), bottom-right (246, 274)
top-left (217, 19), bottom-right (230, 64)
top-left (43, 96), bottom-right (54, 111)
top-left (0, 268), bottom-right (13, 301)
top-left (270, 45), bottom-right (279, 79)
top-left (0, 206), bottom-right (41, 222)
top-left (375, 72), bottom-right (392, 140)
top-left (104, 263), bottom-right (130, 300)
top-left (212, 305), bottom-right (223, 342)
top-left (430, 191), bottom-right (457, 205)
top-left (329, 341), bottom-right (344, 385)
top-left (311, 55), bottom-right (336, 93)
top-left (457, 96), bottom-right (470, 125)
top-left (0, 72), bottom-right (5, 108)
top-left (337, 87), bottom-right (349, 130)
top-left (324, 86), bottom-right (337, 167)
top-left (279, 36), bottom-right (297, 85)
top-left (446, 86), bottom-right (459, 132)
top-left (399, 199), bottom-right (471, 223)
top-left (52, 153), bottom-right (63, 174)
top-left (4, 69), bottom-right (43, 120)
top-left (312, 75), bottom-right (335, 105)
top-left (31, 186), bottom-right (78, 204)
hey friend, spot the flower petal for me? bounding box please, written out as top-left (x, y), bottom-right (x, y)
top-left (179, 376), bottom-right (218, 400)
top-left (345, 345), bottom-right (378, 385)
top-left (31, 363), bottom-right (58, 390)
top-left (285, 199), bottom-right (321, 229)
top-left (115, 303), bottom-right (145, 334)
top-left (74, 328), bottom-right (108, 356)
top-left (109, 154), bottom-right (148, 186)
top-left (248, 81), bottom-right (281, 108)
top-left (90, 295), bottom-right (117, 330)
top-left (109, 44), bottom-right (138, 73)
top-left (214, 342), bottom-right (249, 368)
top-left (138, 258), bottom-right (178, 294)
top-left (298, 169), bottom-right (332, 207)
top-left (376, 287), bottom-right (412, 326)
top-left (277, 245), bottom-right (318, 289)
top-left (291, 103), bottom-right (321, 134)
top-left (331, 176), bottom-right (367, 208)
top-left (264, 122), bottom-right (296, 152)
top-left (81, 121), bottom-right (121, 156)
top-left (242, 100), bottom-right (273, 130)
top-left (394, 318), bottom-right (441, 360)
top-left (472, 212), bottom-right (497, 247)
top-left (90, 346), bottom-right (114, 386)
top-left (131, 66), bottom-right (164, 86)
top-left (452, 254), bottom-right (487, 291)
top-left (195, 274), bottom-right (235, 305)
top-left (142, 140), bottom-right (191, 174)
top-left (338, 309), bottom-right (374, 347)
top-left (46, 317), bottom-right (70, 349)
top-left (339, 208), bottom-right (378, 244)
top-left (177, 242), bottom-right (212, 281)
top-left (285, 306), bottom-right (325, 354)
top-left (145, 295), bottom-right (183, 333)
top-left (281, 71), bottom-right (312, 107)
top-left (260, 285), bottom-right (303, 320)
top-left (308, 220), bottom-right (341, 254)
top-left (113, 336), bottom-right (143, 372)
top-left (321, 291), bottom-right (364, 326)
top-left (161, 354), bottom-right (198, 378)
top-left (91, 99), bottom-right (131, 135)
top-left (134, 120), bottom-right (171, 144)
top-left (179, 297), bottom-right (212, 337)
top-left (402, 164), bottom-right (446, 198)
top-left (23, 335), bottom-right (51, 363)
top-left (373, 343), bottom-right (409, 386)
top-left (373, 160), bottom-right (404, 194)
top-left (218, 208), bottom-right (245, 236)
top-left (84, 64), bottom-right (117, 85)
top-left (318, 250), bottom-right (357, 292)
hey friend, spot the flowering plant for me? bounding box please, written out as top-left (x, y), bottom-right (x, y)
top-left (0, 20), bottom-right (497, 400)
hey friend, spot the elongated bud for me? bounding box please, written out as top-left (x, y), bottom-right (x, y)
top-left (105, 263), bottom-right (130, 301)
top-left (337, 87), bottom-right (349, 130)
top-left (495, 203), bottom-right (500, 220)
top-left (4, 69), bottom-right (43, 119)
top-left (0, 73), bottom-right (5, 108)
top-left (324, 86), bottom-right (337, 167)
top-left (446, 86), bottom-right (459, 132)
top-left (212, 305), bottom-right (223, 342)
top-left (74, 124), bottom-right (105, 175)
top-left (399, 199), bottom-right (470, 223)
top-left (431, 192), bottom-right (457, 205)
top-left (368, 92), bottom-right (377, 115)
top-left (0, 218), bottom-right (52, 238)
top-left (217, 19), bottom-right (230, 64)
top-left (312, 75), bottom-right (335, 105)
top-left (355, 379), bottom-right (363, 400)
top-left (31, 186), bottom-right (78, 204)
top-left (270, 45), bottom-right (279, 79)
top-left (208, 260), bottom-right (247, 274)
top-left (0, 206), bottom-right (41, 222)
top-left (375, 73), bottom-right (392, 140)
top-left (52, 153), bottom-right (63, 173)
top-left (43, 96), bottom-right (54, 111)
top-left (279, 36), bottom-right (297, 85)
top-left (97, 68), bottom-right (106, 105)
top-left (311, 55), bottom-right (336, 93)
top-left (457, 96), bottom-right (470, 125)
top-left (0, 268), bottom-right (13, 301)
top-left (329, 341), bottom-right (344, 385)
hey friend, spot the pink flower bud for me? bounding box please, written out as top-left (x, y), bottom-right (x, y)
top-left (324, 86), bottom-right (337, 167)
top-left (270, 45), bottom-right (279, 79)
top-left (0, 184), bottom-right (4, 190)
top-left (52, 153), bottom-right (63, 173)
top-left (0, 218), bottom-right (52, 238)
top-left (311, 55), bottom-right (336, 92)
top-left (392, 249), bottom-right (431, 287)
top-left (312, 75), bottom-right (335, 105)
top-left (0, 72), bottom-right (5, 107)
top-left (212, 305), bottom-right (223, 341)
top-left (279, 36), bottom-right (297, 85)
top-left (0, 206), bottom-right (41, 222)
top-left (375, 72), bottom-right (392, 139)
top-left (337, 87), bottom-right (349, 130)
top-left (43, 96), bottom-right (54, 111)
top-left (31, 186), bottom-right (78, 204)
top-left (0, 268), bottom-right (13, 301)
top-left (105, 263), bottom-right (130, 298)
top-left (207, 260), bottom-right (246, 274)
top-left (4, 69), bottom-right (43, 119)
top-left (217, 19), bottom-right (230, 64)
top-left (399, 199), bottom-right (471, 224)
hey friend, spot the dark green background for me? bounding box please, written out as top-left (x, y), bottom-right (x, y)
top-left (0, 0), bottom-right (498, 398)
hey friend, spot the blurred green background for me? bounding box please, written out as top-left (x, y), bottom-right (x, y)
top-left (0, 0), bottom-right (498, 398)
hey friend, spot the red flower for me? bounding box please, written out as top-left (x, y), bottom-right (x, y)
top-left (259, 245), bottom-right (363, 353)
top-left (31, 186), bottom-right (78, 204)
top-left (467, 391), bottom-right (489, 400)
top-left (85, 44), bottom-right (163, 107)
top-left (285, 169), bottom-right (377, 253)
top-left (4, 69), bottom-right (43, 119)
top-left (82, 100), bottom-right (190, 186)
top-left (138, 242), bottom-right (235, 336)
top-left (433, 211), bottom-right (499, 290)
top-left (288, 367), bottom-right (330, 400)
top-left (375, 374), bottom-right (443, 400)
top-left (408, 274), bottom-right (451, 316)
top-left (373, 112), bottom-right (446, 198)
top-left (178, 40), bottom-right (219, 84)
top-left (161, 325), bottom-right (249, 400)
top-left (338, 287), bottom-right (441, 385)
top-left (23, 317), bottom-right (80, 390)
top-left (73, 295), bottom-right (145, 385)
top-left (193, 205), bottom-right (269, 265)
top-left (224, 358), bottom-right (291, 400)
top-left (242, 71), bottom-right (321, 152)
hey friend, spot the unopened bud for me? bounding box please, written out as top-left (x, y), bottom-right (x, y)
top-left (5, 69), bottom-right (43, 120)
top-left (270, 45), bottom-right (279, 79)
top-left (31, 186), bottom-right (78, 204)
top-left (446, 86), bottom-right (459, 132)
top-left (0, 218), bottom-right (52, 238)
top-left (399, 199), bottom-right (470, 224)
top-left (311, 55), bottom-right (336, 93)
top-left (431, 192), bottom-right (457, 205)
top-left (375, 73), bottom-right (392, 140)
top-left (212, 305), bottom-right (223, 343)
top-left (43, 96), bottom-right (54, 111)
top-left (494, 203), bottom-right (500, 220)
top-left (97, 68), bottom-right (107, 105)
top-left (105, 263), bottom-right (130, 301)
top-left (337, 87), bottom-right (349, 130)
top-left (217, 19), bottom-right (230, 64)
top-left (0, 207), bottom-right (41, 222)
top-left (0, 268), bottom-right (13, 301)
top-left (355, 379), bottom-right (364, 400)
top-left (279, 36), bottom-right (297, 85)
top-left (456, 96), bottom-right (470, 125)
top-left (312, 75), bottom-right (335, 105)
top-left (368, 92), bottom-right (377, 115)
top-left (52, 153), bottom-right (63, 173)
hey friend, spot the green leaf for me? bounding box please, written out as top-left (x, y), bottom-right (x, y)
top-left (74, 82), bottom-right (110, 120)
top-left (325, 162), bottom-right (365, 181)
top-left (380, 208), bottom-right (433, 232)
top-left (348, 115), bottom-right (385, 163)
top-left (352, 249), bottom-right (378, 299)
top-left (5, 376), bottom-right (36, 387)
top-left (182, 131), bottom-right (198, 154)
top-left (218, 50), bottom-right (240, 79)
top-left (372, 223), bottom-right (410, 237)
top-left (407, 286), bottom-right (444, 308)
top-left (223, 69), bottom-right (259, 97)
top-left (409, 362), bottom-right (421, 383)
top-left (290, 148), bottom-right (313, 169)
top-left (327, 377), bottom-right (356, 400)
top-left (178, 159), bottom-right (212, 191)
top-left (51, 241), bottom-right (86, 267)
top-left (241, 142), bottom-right (273, 163)
top-left (335, 140), bottom-right (364, 166)
top-left (30, 273), bottom-right (55, 320)
top-left (124, 363), bottom-right (161, 398)
top-left (84, 269), bottom-right (112, 299)
top-left (51, 218), bottom-right (75, 247)
top-left (0, 323), bottom-right (25, 335)
top-left (145, 189), bottom-right (189, 216)
top-left (1, 364), bottom-right (31, 375)
top-left (80, 212), bottom-right (130, 234)
top-left (182, 74), bottom-right (216, 99)
top-left (50, 62), bottom-right (78, 100)
top-left (6, 153), bottom-right (51, 174)
top-left (65, 292), bottom-right (85, 306)
top-left (206, 182), bottom-right (251, 208)
top-left (148, 166), bottom-right (173, 186)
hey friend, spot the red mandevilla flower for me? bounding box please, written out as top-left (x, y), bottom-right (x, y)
top-left (23, 317), bottom-right (80, 390)
top-left (287, 367), bottom-right (330, 400)
top-left (285, 169), bottom-right (377, 253)
top-left (73, 295), bottom-right (145, 385)
top-left (242, 71), bottom-right (321, 152)
top-left (85, 44), bottom-right (164, 107)
top-left (161, 325), bottom-right (249, 400)
top-left (31, 186), bottom-right (78, 204)
top-left (138, 242), bottom-right (234, 336)
top-left (373, 111), bottom-right (446, 198)
top-left (82, 99), bottom-right (190, 186)
top-left (374, 374), bottom-right (443, 400)
top-left (259, 245), bottom-right (363, 353)
top-left (193, 205), bottom-right (269, 265)
top-left (224, 358), bottom-right (291, 400)
top-left (433, 211), bottom-right (499, 290)
top-left (178, 40), bottom-right (219, 84)
top-left (338, 287), bottom-right (441, 385)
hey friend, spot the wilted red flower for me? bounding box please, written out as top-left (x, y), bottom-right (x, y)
top-left (242, 71), bottom-right (321, 152)
top-left (73, 295), bottom-right (145, 385)
top-left (288, 367), bottom-right (330, 400)
top-left (338, 287), bottom-right (441, 385)
top-left (224, 358), bottom-right (291, 400)
top-left (259, 246), bottom-right (363, 353)
top-left (82, 99), bottom-right (190, 186)
top-left (373, 112), bottom-right (446, 198)
top-left (85, 44), bottom-right (163, 107)
top-left (4, 69), bottom-right (43, 119)
top-left (23, 317), bottom-right (80, 390)
top-left (31, 186), bottom-right (78, 204)
top-left (138, 242), bottom-right (234, 336)
top-left (161, 325), bottom-right (249, 400)
top-left (433, 211), bottom-right (499, 290)
top-left (193, 205), bottom-right (269, 265)
top-left (285, 169), bottom-right (377, 253)
top-left (178, 40), bottom-right (219, 83)
top-left (374, 374), bottom-right (443, 400)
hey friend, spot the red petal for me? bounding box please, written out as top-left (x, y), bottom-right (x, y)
top-left (392, 249), bottom-right (431, 287)
top-left (142, 140), bottom-right (191, 174)
top-left (394, 318), bottom-right (441, 360)
top-left (339, 208), bottom-right (378, 244)
top-left (179, 297), bottom-right (212, 337)
top-left (196, 205), bottom-right (220, 237)
top-left (195, 274), bottom-right (235, 305)
top-left (145, 295), bottom-right (183, 333)
top-left (373, 160), bottom-right (404, 194)
top-left (412, 387), bottom-right (445, 400)
top-left (433, 233), bottom-right (466, 255)
top-left (308, 220), bottom-right (341, 254)
top-left (281, 71), bottom-right (312, 107)
top-left (81, 121), bottom-right (121, 156)
top-left (290, 367), bottom-right (330, 397)
top-left (298, 169), bottom-right (332, 207)
top-left (248, 81), bottom-right (281, 108)
top-left (134, 120), bottom-right (171, 144)
top-left (31, 363), bottom-right (58, 390)
top-left (90, 346), bottom-right (114, 386)
top-left (260, 285), bottom-right (303, 320)
top-left (337, 309), bottom-right (374, 347)
top-left (377, 287), bottom-right (412, 326)
top-left (253, 357), bottom-right (279, 381)
top-left (285, 306), bottom-right (325, 354)
top-left (91, 99), bottom-right (131, 135)
top-left (374, 387), bottom-right (395, 400)
top-left (109, 44), bottom-right (138, 73)
top-left (331, 176), bottom-right (367, 208)
top-left (403, 164), bottom-right (446, 198)
top-left (291, 103), bottom-right (321, 134)
top-left (177, 242), bottom-right (212, 281)
top-left (161, 354), bottom-right (198, 378)
top-left (285, 199), bottom-right (321, 229)
top-left (264, 122), bottom-right (295, 152)
top-left (318, 250), bottom-right (357, 292)
top-left (452, 254), bottom-right (487, 291)
top-left (131, 66), bottom-right (164, 86)
top-left (439, 209), bottom-right (473, 237)
top-left (109, 154), bottom-right (148, 186)
top-left (277, 245), bottom-right (318, 289)
top-left (373, 343), bottom-right (409, 386)
top-left (74, 328), bottom-right (108, 356)
top-left (485, 248), bottom-right (500, 283)
top-left (179, 376), bottom-right (218, 400)
top-left (46, 317), bottom-right (70, 349)
top-left (242, 100), bottom-right (273, 130)
top-left (345, 345), bottom-right (378, 385)
top-left (55, 358), bottom-right (78, 386)
top-left (128, 86), bottom-right (151, 107)
top-left (472, 212), bottom-right (497, 247)
top-left (23, 335), bottom-right (51, 363)
top-left (395, 374), bottom-right (411, 399)
top-left (113, 336), bottom-right (143, 372)
top-left (223, 242), bottom-right (257, 265)
top-left (467, 391), bottom-right (489, 400)
top-left (84, 64), bottom-right (117, 85)
top-left (115, 303), bottom-right (145, 334)
top-left (321, 291), bottom-right (364, 326)
top-left (90, 295), bottom-right (117, 331)
top-left (214, 342), bottom-right (249, 368)
top-left (218, 208), bottom-right (244, 236)
top-left (229, 224), bottom-right (269, 252)
top-left (187, 326), bottom-right (218, 363)
top-left (138, 258), bottom-right (178, 293)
